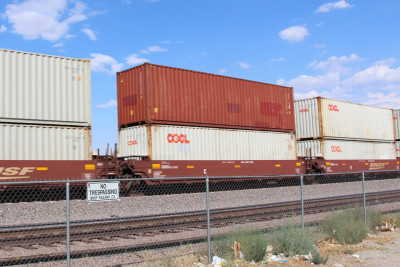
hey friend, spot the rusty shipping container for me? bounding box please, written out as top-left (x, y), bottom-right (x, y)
top-left (0, 48), bottom-right (91, 126)
top-left (0, 123), bottom-right (91, 160)
top-left (117, 63), bottom-right (295, 132)
top-left (294, 97), bottom-right (394, 141)
top-left (297, 139), bottom-right (396, 160)
top-left (394, 109), bottom-right (400, 140)
top-left (119, 124), bottom-right (297, 160)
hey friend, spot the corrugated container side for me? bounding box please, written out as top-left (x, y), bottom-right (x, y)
top-left (0, 123), bottom-right (91, 160)
top-left (119, 125), bottom-right (297, 160)
top-left (297, 139), bottom-right (396, 160)
top-left (0, 48), bottom-right (91, 126)
top-left (294, 98), bottom-right (320, 139)
top-left (396, 141), bottom-right (400, 158)
top-left (294, 97), bottom-right (394, 141)
top-left (394, 109), bottom-right (400, 140)
top-left (320, 98), bottom-right (394, 141)
top-left (117, 63), bottom-right (295, 132)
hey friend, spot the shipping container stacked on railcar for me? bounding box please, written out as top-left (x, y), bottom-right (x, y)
top-left (294, 97), bottom-right (399, 173)
top-left (394, 109), bottom-right (400, 158)
top-left (0, 48), bottom-right (105, 184)
top-left (117, 63), bottom-right (305, 180)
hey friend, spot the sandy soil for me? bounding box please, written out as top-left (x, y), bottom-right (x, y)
top-left (239, 228), bottom-right (400, 267)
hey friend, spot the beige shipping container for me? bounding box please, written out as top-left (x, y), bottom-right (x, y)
top-left (294, 97), bottom-right (394, 141)
top-left (394, 109), bottom-right (400, 140)
top-left (297, 139), bottom-right (396, 160)
top-left (119, 125), bottom-right (297, 160)
top-left (0, 123), bottom-right (91, 160)
top-left (0, 48), bottom-right (91, 126)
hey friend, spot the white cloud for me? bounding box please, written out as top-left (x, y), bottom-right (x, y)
top-left (294, 90), bottom-right (327, 100)
top-left (364, 92), bottom-right (400, 109)
top-left (125, 53), bottom-right (149, 66)
top-left (271, 57), bottom-right (285, 62)
top-left (373, 58), bottom-right (396, 67)
top-left (238, 62), bottom-right (250, 69)
top-left (52, 42), bottom-right (64, 47)
top-left (81, 27), bottom-right (96, 40)
top-left (0, 25), bottom-right (7, 32)
top-left (97, 99), bottom-right (117, 108)
top-left (314, 43), bottom-right (326, 49)
top-left (279, 25), bottom-right (309, 42)
top-left (90, 53), bottom-right (123, 74)
top-left (316, 22), bottom-right (324, 27)
top-left (4, 0), bottom-right (88, 42)
top-left (65, 34), bottom-right (76, 39)
top-left (280, 56), bottom-right (400, 108)
top-left (140, 45), bottom-right (167, 54)
top-left (276, 78), bottom-right (286, 85)
top-left (343, 64), bottom-right (400, 91)
top-left (316, 0), bottom-right (354, 13)
top-left (308, 53), bottom-right (360, 73)
top-left (287, 72), bottom-right (341, 91)
top-left (219, 69), bottom-right (227, 75)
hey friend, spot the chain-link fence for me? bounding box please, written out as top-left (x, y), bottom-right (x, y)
top-left (1, 170), bottom-right (400, 266)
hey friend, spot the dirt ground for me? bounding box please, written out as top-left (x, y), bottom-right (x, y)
top-left (322, 229), bottom-right (400, 267)
top-left (246, 228), bottom-right (400, 267)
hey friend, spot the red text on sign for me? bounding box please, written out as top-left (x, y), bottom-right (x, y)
top-left (167, 134), bottom-right (190, 144)
top-left (331, 146), bottom-right (342, 152)
top-left (328, 104), bottom-right (339, 112)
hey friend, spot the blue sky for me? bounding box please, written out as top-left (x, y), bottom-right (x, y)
top-left (1, 0), bottom-right (400, 150)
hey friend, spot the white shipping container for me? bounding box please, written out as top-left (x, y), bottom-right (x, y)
top-left (0, 48), bottom-right (91, 126)
top-left (394, 109), bottom-right (400, 140)
top-left (295, 98), bottom-right (394, 141)
top-left (119, 125), bottom-right (297, 160)
top-left (0, 123), bottom-right (91, 160)
top-left (297, 139), bottom-right (396, 160)
top-left (396, 141), bottom-right (400, 158)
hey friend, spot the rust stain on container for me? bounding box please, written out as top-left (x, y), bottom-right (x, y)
top-left (117, 63), bottom-right (295, 132)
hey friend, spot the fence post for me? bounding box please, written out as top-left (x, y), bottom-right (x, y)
top-left (362, 172), bottom-right (367, 224)
top-left (300, 175), bottom-right (304, 239)
top-left (66, 180), bottom-right (71, 267)
top-left (206, 177), bottom-right (211, 264)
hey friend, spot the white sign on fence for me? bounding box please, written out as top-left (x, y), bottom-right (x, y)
top-left (87, 182), bottom-right (120, 202)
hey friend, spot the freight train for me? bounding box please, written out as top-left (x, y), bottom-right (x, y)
top-left (0, 49), bottom-right (399, 191)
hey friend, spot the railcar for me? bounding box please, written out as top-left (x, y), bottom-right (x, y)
top-left (1, 50), bottom-right (400, 192)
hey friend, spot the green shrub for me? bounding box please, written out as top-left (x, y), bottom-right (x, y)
top-left (268, 222), bottom-right (315, 257)
top-left (344, 248), bottom-right (355, 255)
top-left (321, 207), bottom-right (382, 244)
top-left (366, 209), bottom-right (384, 230)
top-left (311, 250), bottom-right (329, 265)
top-left (213, 228), bottom-right (267, 262)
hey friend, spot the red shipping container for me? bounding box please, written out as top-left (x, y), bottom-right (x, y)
top-left (117, 63), bottom-right (295, 132)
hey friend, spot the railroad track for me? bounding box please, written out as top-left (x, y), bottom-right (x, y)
top-left (1, 190), bottom-right (400, 266)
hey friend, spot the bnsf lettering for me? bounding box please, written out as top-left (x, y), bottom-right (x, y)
top-left (0, 167), bottom-right (35, 176)
top-left (328, 104), bottom-right (339, 112)
top-left (167, 134), bottom-right (190, 144)
top-left (299, 109), bottom-right (309, 113)
top-left (128, 140), bottom-right (137, 145)
top-left (369, 163), bottom-right (386, 170)
top-left (331, 146), bottom-right (342, 152)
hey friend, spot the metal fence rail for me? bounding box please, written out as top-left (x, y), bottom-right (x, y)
top-left (0, 170), bottom-right (400, 266)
